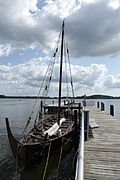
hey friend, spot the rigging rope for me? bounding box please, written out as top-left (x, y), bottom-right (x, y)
top-left (63, 39), bottom-right (71, 119)
top-left (67, 48), bottom-right (75, 101)
top-left (64, 38), bottom-right (69, 99)
top-left (21, 30), bottom-right (62, 136)
top-left (35, 31), bottom-right (61, 123)
top-left (64, 30), bottom-right (75, 103)
top-left (42, 30), bottom-right (62, 100)
top-left (22, 22), bottom-right (75, 137)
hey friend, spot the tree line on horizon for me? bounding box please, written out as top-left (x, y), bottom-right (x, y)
top-left (0, 94), bottom-right (120, 99)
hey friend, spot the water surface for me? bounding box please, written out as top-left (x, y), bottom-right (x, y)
top-left (0, 98), bottom-right (75, 180)
top-left (0, 98), bottom-right (120, 180)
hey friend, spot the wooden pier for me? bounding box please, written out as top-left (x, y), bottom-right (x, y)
top-left (84, 106), bottom-right (120, 179)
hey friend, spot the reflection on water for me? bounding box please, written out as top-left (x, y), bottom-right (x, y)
top-left (0, 155), bottom-right (19, 180)
top-left (20, 146), bottom-right (75, 180)
top-left (0, 98), bottom-right (35, 180)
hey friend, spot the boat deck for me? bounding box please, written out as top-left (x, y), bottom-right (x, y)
top-left (23, 114), bottom-right (74, 144)
top-left (84, 106), bottom-right (120, 179)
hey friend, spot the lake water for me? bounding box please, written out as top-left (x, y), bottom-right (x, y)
top-left (0, 98), bottom-right (120, 180)
top-left (0, 98), bottom-right (35, 180)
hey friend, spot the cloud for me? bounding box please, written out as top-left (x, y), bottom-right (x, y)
top-left (109, 0), bottom-right (120, 9)
top-left (103, 74), bottom-right (120, 89)
top-left (0, 44), bottom-right (13, 56)
top-left (1, 55), bottom-right (120, 96)
top-left (0, 56), bottom-right (116, 96)
top-left (0, 0), bottom-right (120, 58)
top-left (66, 0), bottom-right (120, 57)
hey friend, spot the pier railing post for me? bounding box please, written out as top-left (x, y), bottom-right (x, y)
top-left (41, 100), bottom-right (43, 113)
top-left (74, 110), bottom-right (78, 150)
top-left (78, 103), bottom-right (82, 130)
top-left (84, 110), bottom-right (89, 141)
top-left (101, 102), bottom-right (105, 111)
top-left (110, 105), bottom-right (114, 116)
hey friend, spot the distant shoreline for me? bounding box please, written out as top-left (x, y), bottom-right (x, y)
top-left (1, 95), bottom-right (120, 99)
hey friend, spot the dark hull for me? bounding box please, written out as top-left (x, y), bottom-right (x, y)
top-left (6, 118), bottom-right (75, 168)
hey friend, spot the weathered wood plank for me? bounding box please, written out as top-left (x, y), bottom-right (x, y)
top-left (84, 106), bottom-right (120, 180)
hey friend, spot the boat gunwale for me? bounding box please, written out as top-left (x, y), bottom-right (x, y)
top-left (21, 123), bottom-right (74, 146)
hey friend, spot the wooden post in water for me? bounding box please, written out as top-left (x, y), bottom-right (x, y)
top-left (39, 100), bottom-right (43, 119)
top-left (78, 103), bottom-right (81, 131)
top-left (41, 100), bottom-right (43, 112)
top-left (101, 102), bottom-right (105, 111)
top-left (44, 107), bottom-right (46, 114)
top-left (52, 100), bottom-right (54, 114)
top-left (97, 102), bottom-right (99, 108)
top-left (110, 105), bottom-right (114, 116)
top-left (74, 110), bottom-right (78, 150)
top-left (84, 110), bottom-right (89, 141)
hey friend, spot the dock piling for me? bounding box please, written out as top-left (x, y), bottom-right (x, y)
top-left (101, 102), bottom-right (105, 111)
top-left (74, 110), bottom-right (78, 150)
top-left (97, 102), bottom-right (99, 108)
top-left (84, 110), bottom-right (89, 141)
top-left (110, 104), bottom-right (114, 116)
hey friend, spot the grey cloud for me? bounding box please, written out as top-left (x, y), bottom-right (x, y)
top-left (0, 0), bottom-right (59, 54)
top-left (1, 0), bottom-right (120, 57)
top-left (66, 0), bottom-right (120, 57)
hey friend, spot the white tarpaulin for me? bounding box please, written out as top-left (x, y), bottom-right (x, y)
top-left (44, 118), bottom-right (66, 136)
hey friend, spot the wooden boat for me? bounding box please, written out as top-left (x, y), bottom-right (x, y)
top-left (5, 21), bottom-right (80, 168)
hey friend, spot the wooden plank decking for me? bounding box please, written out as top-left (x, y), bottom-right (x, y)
top-left (84, 106), bottom-right (120, 180)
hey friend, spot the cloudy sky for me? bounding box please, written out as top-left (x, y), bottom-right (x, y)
top-left (0, 0), bottom-right (120, 97)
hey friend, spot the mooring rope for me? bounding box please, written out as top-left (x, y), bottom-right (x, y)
top-left (64, 137), bottom-right (74, 144)
top-left (56, 138), bottom-right (64, 178)
top-left (42, 142), bottom-right (51, 180)
top-left (15, 143), bottom-right (20, 177)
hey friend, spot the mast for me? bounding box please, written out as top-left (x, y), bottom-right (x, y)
top-left (58, 21), bottom-right (64, 125)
